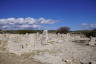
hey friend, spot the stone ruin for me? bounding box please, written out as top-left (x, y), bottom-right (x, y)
top-left (41, 30), bottom-right (49, 45)
top-left (89, 37), bottom-right (96, 46)
top-left (0, 30), bottom-right (96, 54)
top-left (0, 30), bottom-right (96, 64)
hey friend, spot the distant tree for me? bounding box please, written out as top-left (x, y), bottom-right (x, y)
top-left (56, 26), bottom-right (70, 34)
top-left (93, 28), bottom-right (96, 31)
top-left (89, 28), bottom-right (96, 37)
top-left (82, 29), bottom-right (96, 37)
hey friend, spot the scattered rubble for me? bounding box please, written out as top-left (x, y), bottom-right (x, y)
top-left (0, 30), bottom-right (96, 64)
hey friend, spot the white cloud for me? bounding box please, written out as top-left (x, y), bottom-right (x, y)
top-left (2, 25), bottom-right (9, 29)
top-left (81, 23), bottom-right (96, 27)
top-left (0, 17), bottom-right (36, 25)
top-left (19, 25), bottom-right (31, 28)
top-left (0, 17), bottom-right (58, 30)
top-left (81, 23), bottom-right (88, 26)
top-left (81, 23), bottom-right (96, 29)
top-left (39, 17), bottom-right (56, 24)
top-left (19, 24), bottom-right (41, 28)
top-left (32, 24), bottom-right (41, 28)
top-left (25, 17), bottom-right (36, 24)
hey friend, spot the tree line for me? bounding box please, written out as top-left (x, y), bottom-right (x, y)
top-left (0, 26), bottom-right (96, 37)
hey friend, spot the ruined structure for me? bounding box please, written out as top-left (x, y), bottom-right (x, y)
top-left (0, 30), bottom-right (96, 64)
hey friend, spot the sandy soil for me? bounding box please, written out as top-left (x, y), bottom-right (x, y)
top-left (0, 52), bottom-right (46, 64)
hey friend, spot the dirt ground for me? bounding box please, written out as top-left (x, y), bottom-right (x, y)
top-left (0, 52), bottom-right (45, 64)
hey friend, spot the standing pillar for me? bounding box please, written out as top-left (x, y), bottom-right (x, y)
top-left (41, 30), bottom-right (49, 45)
top-left (89, 37), bottom-right (96, 46)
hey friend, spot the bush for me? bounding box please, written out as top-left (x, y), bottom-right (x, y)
top-left (75, 30), bottom-right (96, 38)
top-left (56, 26), bottom-right (70, 34)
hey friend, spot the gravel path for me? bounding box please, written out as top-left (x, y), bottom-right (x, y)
top-left (32, 40), bottom-right (96, 64)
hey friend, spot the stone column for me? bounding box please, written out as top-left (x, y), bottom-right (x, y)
top-left (36, 32), bottom-right (42, 46)
top-left (89, 37), bottom-right (96, 46)
top-left (41, 30), bottom-right (49, 45)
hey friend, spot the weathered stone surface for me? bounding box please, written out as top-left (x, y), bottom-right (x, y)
top-left (0, 31), bottom-right (96, 64)
top-left (89, 37), bottom-right (96, 46)
top-left (0, 53), bottom-right (45, 64)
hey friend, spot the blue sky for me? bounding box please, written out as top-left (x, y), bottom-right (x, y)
top-left (0, 0), bottom-right (96, 30)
